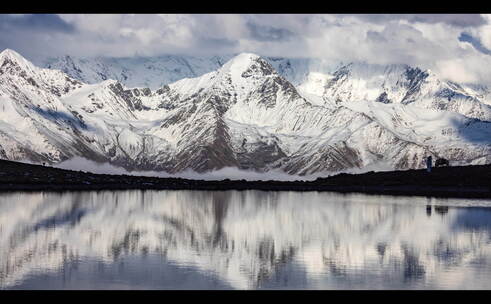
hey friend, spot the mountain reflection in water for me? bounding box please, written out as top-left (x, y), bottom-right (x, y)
top-left (1, 190), bottom-right (491, 289)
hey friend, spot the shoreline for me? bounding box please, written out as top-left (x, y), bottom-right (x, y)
top-left (0, 183), bottom-right (489, 199)
top-left (0, 184), bottom-right (490, 199)
top-left (0, 159), bottom-right (490, 198)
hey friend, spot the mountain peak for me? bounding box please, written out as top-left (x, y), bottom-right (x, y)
top-left (222, 53), bottom-right (260, 69)
top-left (220, 52), bottom-right (275, 79)
top-left (232, 52), bottom-right (261, 62)
top-left (0, 48), bottom-right (36, 72)
top-left (1, 48), bottom-right (27, 62)
top-left (1, 48), bottom-right (19, 56)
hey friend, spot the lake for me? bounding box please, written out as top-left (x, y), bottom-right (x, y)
top-left (1, 190), bottom-right (491, 289)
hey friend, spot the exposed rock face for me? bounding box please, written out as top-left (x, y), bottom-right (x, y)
top-left (1, 49), bottom-right (491, 175)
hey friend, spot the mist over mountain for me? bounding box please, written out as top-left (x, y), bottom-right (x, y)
top-left (40, 54), bottom-right (342, 90)
top-left (1, 48), bottom-right (491, 176)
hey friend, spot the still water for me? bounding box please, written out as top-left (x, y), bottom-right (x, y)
top-left (1, 190), bottom-right (491, 289)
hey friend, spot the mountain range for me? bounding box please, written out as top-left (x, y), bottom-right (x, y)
top-left (1, 48), bottom-right (490, 176)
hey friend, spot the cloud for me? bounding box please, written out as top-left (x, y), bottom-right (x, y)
top-left (435, 59), bottom-right (480, 83)
top-left (8, 153), bottom-right (399, 182)
top-left (352, 14), bottom-right (487, 28)
top-left (366, 30), bottom-right (388, 43)
top-left (51, 156), bottom-right (396, 182)
top-left (2, 14), bottom-right (491, 85)
top-left (53, 157), bottom-right (325, 181)
top-left (245, 21), bottom-right (295, 41)
top-left (473, 23), bottom-right (491, 50)
top-left (0, 14), bottom-right (75, 32)
top-left (458, 32), bottom-right (491, 55)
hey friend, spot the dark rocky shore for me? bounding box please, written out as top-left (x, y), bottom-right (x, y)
top-left (0, 159), bottom-right (490, 198)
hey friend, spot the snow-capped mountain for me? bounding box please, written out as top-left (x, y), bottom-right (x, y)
top-left (305, 62), bottom-right (491, 122)
top-left (42, 52), bottom-right (491, 122)
top-left (41, 54), bottom-right (234, 90)
top-left (41, 54), bottom-right (341, 90)
top-left (1, 48), bottom-right (491, 175)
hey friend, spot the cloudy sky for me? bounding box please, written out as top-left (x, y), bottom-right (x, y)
top-left (2, 14), bottom-right (491, 84)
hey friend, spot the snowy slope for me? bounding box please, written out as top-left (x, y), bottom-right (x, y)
top-left (1, 48), bottom-right (491, 175)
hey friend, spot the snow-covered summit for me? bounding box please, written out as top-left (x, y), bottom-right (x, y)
top-left (0, 48), bottom-right (29, 63)
top-left (1, 49), bottom-right (491, 175)
top-left (0, 48), bottom-right (38, 75)
top-left (220, 53), bottom-right (265, 75)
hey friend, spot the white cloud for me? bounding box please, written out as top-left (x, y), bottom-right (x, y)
top-left (53, 157), bottom-right (324, 181)
top-left (436, 59), bottom-right (479, 83)
top-left (2, 14), bottom-right (491, 85)
top-left (475, 23), bottom-right (491, 50)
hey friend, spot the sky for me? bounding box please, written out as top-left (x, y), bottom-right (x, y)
top-left (2, 14), bottom-right (491, 84)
